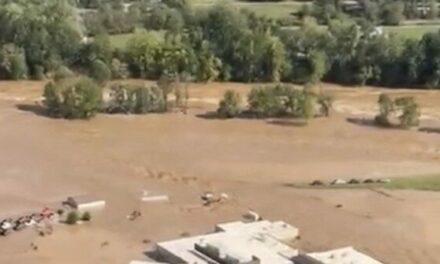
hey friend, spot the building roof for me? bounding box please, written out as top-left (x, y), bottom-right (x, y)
top-left (307, 247), bottom-right (383, 264)
top-left (152, 221), bottom-right (383, 264)
top-left (216, 220), bottom-right (299, 242)
top-left (156, 221), bottom-right (299, 264)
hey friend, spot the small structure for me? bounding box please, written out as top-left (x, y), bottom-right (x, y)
top-left (141, 190), bottom-right (169, 203)
top-left (63, 195), bottom-right (106, 211)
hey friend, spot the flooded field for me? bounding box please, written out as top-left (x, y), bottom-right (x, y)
top-left (0, 81), bottom-right (439, 264)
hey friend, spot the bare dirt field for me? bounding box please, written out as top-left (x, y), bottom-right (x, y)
top-left (0, 81), bottom-right (439, 264)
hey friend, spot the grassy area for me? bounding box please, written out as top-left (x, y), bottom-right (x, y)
top-left (109, 30), bottom-right (166, 49)
top-left (384, 25), bottom-right (440, 39)
top-left (234, 1), bottom-right (303, 19)
top-left (385, 174), bottom-right (440, 191)
top-left (191, 0), bottom-right (306, 19)
top-left (109, 33), bottom-right (136, 49)
top-left (293, 174), bottom-right (440, 192)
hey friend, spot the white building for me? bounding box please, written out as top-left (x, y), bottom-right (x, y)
top-left (306, 247), bottom-right (383, 264)
top-left (154, 220), bottom-right (299, 264)
top-left (137, 220), bottom-right (383, 264)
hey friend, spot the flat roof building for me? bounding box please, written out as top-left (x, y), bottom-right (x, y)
top-left (142, 220), bottom-right (383, 264)
top-left (154, 220), bottom-right (299, 264)
top-left (306, 247), bottom-right (383, 264)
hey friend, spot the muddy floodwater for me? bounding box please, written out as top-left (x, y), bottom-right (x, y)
top-left (0, 81), bottom-right (440, 264)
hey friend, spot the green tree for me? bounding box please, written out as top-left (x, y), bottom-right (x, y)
top-left (9, 52), bottom-right (28, 80)
top-left (395, 96), bottom-right (420, 128)
top-left (419, 31), bottom-right (440, 88)
top-left (196, 41), bottom-right (222, 82)
top-left (427, 0), bottom-right (438, 19)
top-left (307, 50), bottom-right (327, 84)
top-left (157, 74), bottom-right (175, 110)
top-left (54, 66), bottom-right (74, 82)
top-left (90, 59), bottom-right (111, 84)
top-left (248, 86), bottom-right (284, 117)
top-left (317, 92), bottom-right (334, 117)
top-left (110, 58), bottom-right (129, 80)
top-left (375, 93), bottom-right (394, 127)
top-left (133, 86), bottom-right (166, 114)
top-left (106, 84), bottom-right (134, 114)
top-left (264, 37), bottom-right (286, 82)
top-left (217, 90), bottom-right (242, 118)
top-left (0, 44), bottom-right (28, 80)
top-left (381, 1), bottom-right (405, 25)
top-left (43, 81), bottom-right (62, 116)
top-left (43, 77), bottom-right (102, 119)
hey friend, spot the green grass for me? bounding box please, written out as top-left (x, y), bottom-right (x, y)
top-left (234, 2), bottom-right (304, 19)
top-left (109, 33), bottom-right (136, 49)
top-left (385, 175), bottom-right (440, 191)
top-left (191, 0), bottom-right (306, 19)
top-left (293, 174), bottom-right (440, 192)
top-left (109, 30), bottom-right (165, 50)
top-left (384, 25), bottom-right (440, 39)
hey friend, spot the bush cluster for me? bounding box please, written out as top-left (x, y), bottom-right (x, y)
top-left (43, 77), bottom-right (102, 119)
top-left (105, 84), bottom-right (166, 114)
top-left (217, 84), bottom-right (333, 120)
top-left (375, 93), bottom-right (420, 128)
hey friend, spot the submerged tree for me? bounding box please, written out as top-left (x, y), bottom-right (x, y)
top-left (395, 96), bottom-right (420, 128)
top-left (374, 93), bottom-right (420, 128)
top-left (43, 77), bottom-right (102, 119)
top-left (217, 90), bottom-right (242, 118)
top-left (375, 93), bottom-right (394, 127)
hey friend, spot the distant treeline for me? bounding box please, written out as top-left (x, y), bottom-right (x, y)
top-left (2, 0), bottom-right (440, 88)
top-left (309, 0), bottom-right (440, 26)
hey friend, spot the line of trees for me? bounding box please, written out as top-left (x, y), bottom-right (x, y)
top-left (3, 0), bottom-right (440, 89)
top-left (217, 84), bottom-right (334, 120)
top-left (43, 73), bottom-right (187, 119)
top-left (309, 0), bottom-right (439, 25)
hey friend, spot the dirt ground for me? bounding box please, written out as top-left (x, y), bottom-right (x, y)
top-left (0, 81), bottom-right (439, 264)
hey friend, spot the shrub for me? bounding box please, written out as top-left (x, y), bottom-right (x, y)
top-left (43, 77), bottom-right (102, 119)
top-left (374, 93), bottom-right (393, 127)
top-left (110, 58), bottom-right (129, 80)
top-left (247, 85), bottom-right (319, 119)
top-left (9, 53), bottom-right (28, 80)
top-left (34, 65), bottom-right (46, 80)
top-left (248, 86), bottom-right (284, 117)
top-left (299, 91), bottom-right (316, 119)
top-left (54, 66), bottom-right (74, 82)
top-left (66, 211), bottom-right (79, 225)
top-left (90, 59), bottom-right (111, 84)
top-left (395, 97), bottom-right (420, 128)
top-left (317, 92), bottom-right (334, 117)
top-left (105, 84), bottom-right (166, 114)
top-left (374, 94), bottom-right (420, 128)
top-left (81, 212), bottom-right (91, 222)
top-left (133, 86), bottom-right (166, 114)
top-left (43, 82), bottom-right (62, 116)
top-left (106, 84), bottom-right (134, 113)
top-left (0, 44), bottom-right (28, 80)
top-left (217, 90), bottom-right (242, 118)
